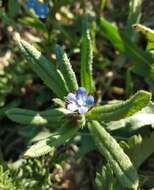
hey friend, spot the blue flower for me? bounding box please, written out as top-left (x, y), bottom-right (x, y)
top-left (66, 87), bottom-right (94, 115)
top-left (26, 0), bottom-right (37, 9)
top-left (34, 2), bottom-right (48, 19)
top-left (26, 0), bottom-right (48, 19)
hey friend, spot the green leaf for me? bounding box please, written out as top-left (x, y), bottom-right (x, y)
top-left (98, 18), bottom-right (154, 84)
top-left (0, 99), bottom-right (21, 117)
top-left (98, 0), bottom-right (107, 15)
top-left (24, 121), bottom-right (78, 157)
top-left (89, 120), bottom-right (139, 189)
top-left (18, 126), bottom-right (42, 140)
top-left (133, 24), bottom-right (154, 51)
top-left (98, 17), bottom-right (125, 52)
top-left (128, 131), bottom-right (154, 169)
top-left (120, 32), bottom-right (153, 68)
top-left (81, 25), bottom-right (95, 93)
top-left (55, 44), bottom-right (78, 92)
top-left (95, 163), bottom-right (124, 190)
top-left (107, 102), bottom-right (154, 132)
top-left (25, 141), bottom-right (55, 158)
top-left (0, 165), bottom-right (17, 190)
top-left (15, 34), bottom-right (68, 98)
top-left (8, 0), bottom-right (20, 18)
top-left (126, 0), bottom-right (143, 36)
top-left (120, 32), bottom-right (154, 85)
top-left (86, 90), bottom-right (151, 122)
top-left (19, 17), bottom-right (46, 32)
top-left (75, 134), bottom-right (96, 159)
top-left (6, 108), bottom-right (69, 126)
top-left (52, 98), bottom-right (65, 107)
top-left (95, 164), bottom-right (114, 190)
top-left (31, 130), bottom-right (53, 143)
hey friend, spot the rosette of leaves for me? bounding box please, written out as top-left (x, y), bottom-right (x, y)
top-left (6, 25), bottom-right (153, 189)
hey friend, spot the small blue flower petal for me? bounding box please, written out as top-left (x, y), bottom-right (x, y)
top-left (67, 93), bottom-right (77, 103)
top-left (67, 103), bottom-right (78, 112)
top-left (86, 95), bottom-right (94, 105)
top-left (66, 87), bottom-right (94, 115)
top-left (77, 87), bottom-right (86, 96)
top-left (78, 106), bottom-right (88, 115)
top-left (34, 2), bottom-right (48, 19)
top-left (77, 96), bottom-right (85, 106)
top-left (26, 0), bottom-right (37, 8)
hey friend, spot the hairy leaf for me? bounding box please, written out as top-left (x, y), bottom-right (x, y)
top-left (30, 130), bottom-right (53, 143)
top-left (15, 34), bottom-right (68, 98)
top-left (89, 120), bottom-right (139, 189)
top-left (107, 102), bottom-right (154, 132)
top-left (6, 108), bottom-right (69, 126)
top-left (81, 26), bottom-right (95, 93)
top-left (86, 90), bottom-right (151, 122)
top-left (55, 44), bottom-right (78, 92)
top-left (24, 121), bottom-right (78, 157)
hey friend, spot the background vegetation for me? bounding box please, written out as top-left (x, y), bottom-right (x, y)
top-left (0, 0), bottom-right (154, 189)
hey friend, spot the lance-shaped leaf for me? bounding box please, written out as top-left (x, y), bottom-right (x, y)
top-left (24, 120), bottom-right (78, 157)
top-left (19, 17), bottom-right (47, 32)
top-left (98, 17), bottom-right (125, 52)
top-left (15, 34), bottom-right (68, 98)
top-left (6, 108), bottom-right (70, 126)
top-left (81, 26), bottom-right (95, 93)
top-left (107, 102), bottom-right (154, 132)
top-left (55, 44), bottom-right (78, 92)
top-left (89, 120), bottom-right (139, 189)
top-left (86, 90), bottom-right (151, 122)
